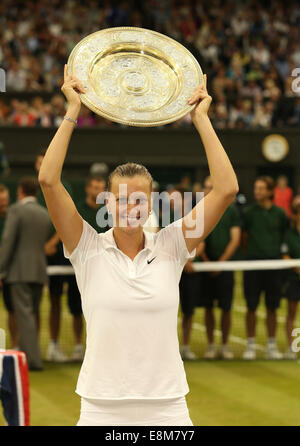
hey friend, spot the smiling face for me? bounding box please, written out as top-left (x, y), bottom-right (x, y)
top-left (108, 175), bottom-right (152, 233)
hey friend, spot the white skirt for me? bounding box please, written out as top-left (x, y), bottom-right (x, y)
top-left (77, 396), bottom-right (194, 426)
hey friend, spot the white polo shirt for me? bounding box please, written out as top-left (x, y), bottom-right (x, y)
top-left (63, 218), bottom-right (195, 400)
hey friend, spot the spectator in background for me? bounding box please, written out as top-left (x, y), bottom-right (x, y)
top-left (77, 175), bottom-right (109, 232)
top-left (0, 141), bottom-right (10, 177)
top-left (164, 5), bottom-right (182, 40)
top-left (290, 185), bottom-right (300, 209)
top-left (211, 95), bottom-right (229, 129)
top-left (89, 162), bottom-right (109, 178)
top-left (230, 10), bottom-right (249, 36)
top-left (192, 181), bottom-right (202, 197)
top-left (176, 174), bottom-right (192, 192)
top-left (228, 99), bottom-right (244, 128)
top-left (281, 200), bottom-right (300, 359)
top-left (239, 100), bottom-right (254, 128)
top-left (200, 176), bottom-right (241, 360)
top-left (251, 99), bottom-right (274, 128)
top-left (0, 185), bottom-right (9, 240)
top-left (263, 80), bottom-right (281, 101)
top-left (212, 67), bottom-right (228, 97)
top-left (50, 94), bottom-right (66, 127)
top-left (31, 96), bottom-right (55, 127)
top-left (10, 100), bottom-right (36, 127)
top-left (179, 241), bottom-right (205, 361)
top-left (0, 177), bottom-right (51, 370)
top-left (0, 184), bottom-right (18, 349)
top-left (0, 100), bottom-right (10, 125)
top-left (240, 80), bottom-right (262, 100)
top-left (174, 185), bottom-right (204, 360)
top-left (158, 183), bottom-right (176, 227)
top-left (36, 103), bottom-right (55, 127)
top-left (30, 96), bottom-right (45, 119)
top-left (274, 50), bottom-right (290, 80)
top-left (274, 175), bottom-right (293, 217)
top-left (242, 176), bottom-right (288, 360)
top-left (1, 0), bottom-right (300, 130)
top-left (77, 105), bottom-right (96, 128)
top-left (6, 60), bottom-right (26, 91)
top-left (249, 40), bottom-right (270, 70)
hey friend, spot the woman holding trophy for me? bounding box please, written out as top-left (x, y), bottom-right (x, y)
top-left (38, 38), bottom-right (238, 425)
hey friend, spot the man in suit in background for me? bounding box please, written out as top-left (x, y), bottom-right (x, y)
top-left (0, 177), bottom-right (51, 370)
top-left (0, 183), bottom-right (18, 349)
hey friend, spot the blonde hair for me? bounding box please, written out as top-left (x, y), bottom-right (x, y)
top-left (108, 162), bottom-right (153, 191)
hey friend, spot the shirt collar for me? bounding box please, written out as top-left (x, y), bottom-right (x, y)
top-left (102, 227), bottom-right (155, 253)
top-left (256, 202), bottom-right (273, 211)
top-left (20, 196), bottom-right (37, 204)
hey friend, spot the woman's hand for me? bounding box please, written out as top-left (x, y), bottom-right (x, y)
top-left (188, 74), bottom-right (212, 122)
top-left (44, 239), bottom-right (58, 256)
top-left (61, 64), bottom-right (86, 108)
top-left (183, 261), bottom-right (195, 274)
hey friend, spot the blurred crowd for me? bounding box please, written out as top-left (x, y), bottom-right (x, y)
top-left (1, 0), bottom-right (300, 128)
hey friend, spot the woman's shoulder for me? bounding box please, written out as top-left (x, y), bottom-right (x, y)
top-left (69, 219), bottom-right (106, 263)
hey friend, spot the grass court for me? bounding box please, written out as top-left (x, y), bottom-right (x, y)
top-left (0, 272), bottom-right (299, 426)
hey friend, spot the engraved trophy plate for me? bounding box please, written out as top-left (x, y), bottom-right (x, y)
top-left (67, 27), bottom-right (203, 127)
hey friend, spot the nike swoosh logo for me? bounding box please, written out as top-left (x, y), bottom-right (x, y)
top-left (147, 257), bottom-right (157, 264)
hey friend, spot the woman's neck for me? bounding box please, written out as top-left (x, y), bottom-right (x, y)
top-left (113, 226), bottom-right (145, 261)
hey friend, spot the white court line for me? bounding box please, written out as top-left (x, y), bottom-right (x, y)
top-left (179, 303), bottom-right (299, 354)
top-left (233, 304), bottom-right (300, 326)
top-left (178, 318), bottom-right (265, 352)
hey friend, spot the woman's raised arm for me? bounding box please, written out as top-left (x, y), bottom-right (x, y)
top-left (183, 75), bottom-right (239, 253)
top-left (38, 65), bottom-right (86, 255)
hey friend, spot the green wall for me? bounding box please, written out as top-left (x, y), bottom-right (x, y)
top-left (0, 127), bottom-right (299, 200)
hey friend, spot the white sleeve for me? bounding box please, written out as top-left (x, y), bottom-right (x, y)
top-left (63, 219), bottom-right (98, 267)
top-left (157, 218), bottom-right (196, 267)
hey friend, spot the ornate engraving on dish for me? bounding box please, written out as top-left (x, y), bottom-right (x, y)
top-left (68, 27), bottom-right (203, 126)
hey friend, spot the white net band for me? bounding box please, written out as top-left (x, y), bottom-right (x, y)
top-left (46, 259), bottom-right (300, 275)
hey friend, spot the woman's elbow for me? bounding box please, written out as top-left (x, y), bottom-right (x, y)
top-left (231, 184), bottom-right (239, 197)
top-left (38, 174), bottom-right (49, 187)
top-left (224, 185), bottom-right (239, 202)
top-left (38, 173), bottom-right (56, 188)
